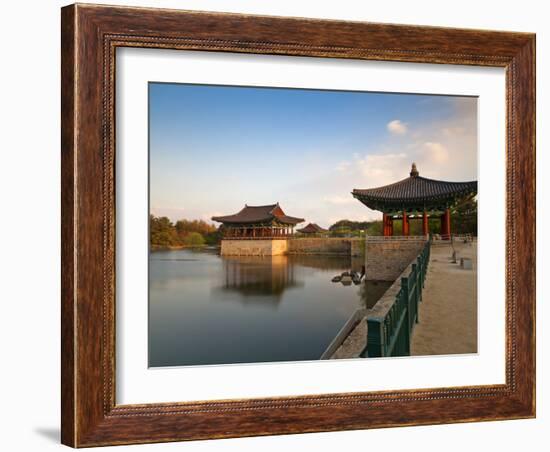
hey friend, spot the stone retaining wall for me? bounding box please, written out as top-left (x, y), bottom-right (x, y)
top-left (220, 239), bottom-right (288, 256)
top-left (365, 239), bottom-right (426, 281)
top-left (287, 238), bottom-right (353, 255)
top-left (220, 237), bottom-right (368, 257)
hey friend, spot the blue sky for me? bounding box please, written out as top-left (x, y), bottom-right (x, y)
top-left (149, 83), bottom-right (477, 227)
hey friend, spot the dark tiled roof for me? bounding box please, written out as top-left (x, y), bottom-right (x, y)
top-left (212, 203), bottom-right (304, 225)
top-left (352, 164), bottom-right (477, 212)
top-left (298, 223), bottom-right (328, 233)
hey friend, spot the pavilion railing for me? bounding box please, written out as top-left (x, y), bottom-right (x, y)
top-left (365, 235), bottom-right (428, 242)
top-left (362, 240), bottom-right (431, 358)
top-left (431, 233), bottom-right (475, 244)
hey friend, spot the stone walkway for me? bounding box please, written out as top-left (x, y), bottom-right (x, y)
top-left (411, 241), bottom-right (477, 356)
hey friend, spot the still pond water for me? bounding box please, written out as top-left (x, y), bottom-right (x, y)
top-left (149, 248), bottom-right (390, 367)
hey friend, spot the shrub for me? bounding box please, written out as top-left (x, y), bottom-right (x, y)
top-left (183, 232), bottom-right (205, 247)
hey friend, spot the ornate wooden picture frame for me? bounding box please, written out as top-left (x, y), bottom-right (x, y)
top-left (61, 3), bottom-right (535, 447)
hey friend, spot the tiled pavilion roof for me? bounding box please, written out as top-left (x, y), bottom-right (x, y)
top-left (297, 223), bottom-right (328, 233)
top-left (352, 163), bottom-right (477, 213)
top-left (212, 203), bottom-right (304, 225)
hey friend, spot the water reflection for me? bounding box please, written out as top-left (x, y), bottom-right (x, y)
top-left (149, 249), bottom-right (389, 367)
top-left (358, 279), bottom-right (392, 309)
top-left (288, 254), bottom-right (351, 270)
top-left (218, 255), bottom-right (302, 303)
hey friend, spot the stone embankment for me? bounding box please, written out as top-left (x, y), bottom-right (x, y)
top-left (220, 237), bottom-right (365, 256)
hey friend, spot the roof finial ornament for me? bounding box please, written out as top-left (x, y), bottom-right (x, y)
top-left (410, 162), bottom-right (419, 177)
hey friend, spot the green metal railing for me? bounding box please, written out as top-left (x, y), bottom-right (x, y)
top-left (363, 240), bottom-right (431, 358)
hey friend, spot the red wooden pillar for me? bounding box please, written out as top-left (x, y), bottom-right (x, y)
top-left (382, 213), bottom-right (389, 236)
top-left (422, 211), bottom-right (429, 236)
top-left (384, 214), bottom-right (393, 237)
top-left (402, 210), bottom-right (409, 236)
top-left (444, 208), bottom-right (451, 239)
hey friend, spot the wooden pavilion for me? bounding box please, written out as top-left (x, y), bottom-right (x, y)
top-left (297, 223), bottom-right (328, 235)
top-left (212, 203), bottom-right (304, 239)
top-left (352, 163), bottom-right (477, 238)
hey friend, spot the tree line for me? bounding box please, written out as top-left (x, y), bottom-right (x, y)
top-left (150, 215), bottom-right (221, 248)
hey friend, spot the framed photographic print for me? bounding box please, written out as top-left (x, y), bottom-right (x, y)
top-left (61, 3), bottom-right (535, 447)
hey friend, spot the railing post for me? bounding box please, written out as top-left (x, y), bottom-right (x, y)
top-left (417, 255), bottom-right (423, 302)
top-left (410, 264), bottom-right (418, 327)
top-left (366, 318), bottom-right (386, 357)
top-left (401, 276), bottom-right (411, 355)
top-left (414, 262), bottom-right (420, 323)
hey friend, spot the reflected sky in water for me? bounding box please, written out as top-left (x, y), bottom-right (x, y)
top-left (149, 249), bottom-right (390, 367)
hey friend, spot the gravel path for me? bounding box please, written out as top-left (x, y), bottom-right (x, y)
top-left (411, 241), bottom-right (477, 356)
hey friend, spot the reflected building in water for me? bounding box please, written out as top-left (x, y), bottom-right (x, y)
top-left (218, 255), bottom-right (303, 304)
top-left (216, 253), bottom-right (382, 309)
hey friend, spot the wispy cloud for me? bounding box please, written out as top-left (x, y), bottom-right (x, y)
top-left (422, 142), bottom-right (450, 164)
top-left (354, 152), bottom-right (409, 187)
top-left (387, 119), bottom-right (408, 135)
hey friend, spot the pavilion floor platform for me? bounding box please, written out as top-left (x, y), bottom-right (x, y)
top-left (411, 241), bottom-right (477, 356)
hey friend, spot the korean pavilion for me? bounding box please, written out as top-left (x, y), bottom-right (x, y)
top-left (297, 223), bottom-right (328, 235)
top-left (212, 203), bottom-right (304, 238)
top-left (352, 163), bottom-right (477, 238)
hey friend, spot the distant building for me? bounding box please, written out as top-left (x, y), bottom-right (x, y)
top-left (352, 163), bottom-right (477, 238)
top-left (297, 223), bottom-right (328, 235)
top-left (212, 203), bottom-right (304, 239)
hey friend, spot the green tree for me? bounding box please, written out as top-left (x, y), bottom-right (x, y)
top-left (150, 215), bottom-right (181, 247)
top-left (150, 215), bottom-right (220, 247)
top-left (204, 229), bottom-right (222, 245)
top-left (451, 198), bottom-right (478, 235)
top-left (175, 219), bottom-right (216, 236)
top-left (183, 232), bottom-right (205, 247)
top-left (329, 219), bottom-right (371, 237)
top-left (175, 219), bottom-right (218, 243)
top-left (150, 215), bottom-right (174, 246)
top-left (366, 220), bottom-right (383, 236)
